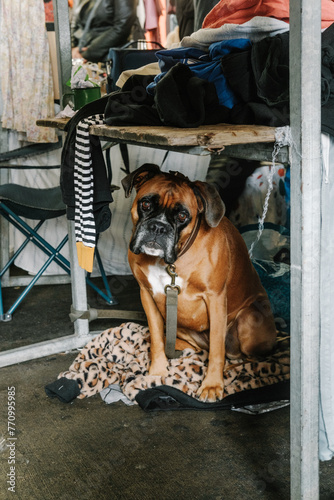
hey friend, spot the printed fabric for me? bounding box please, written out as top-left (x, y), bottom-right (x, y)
top-left (57, 322), bottom-right (290, 404)
top-left (0, 0), bottom-right (57, 143)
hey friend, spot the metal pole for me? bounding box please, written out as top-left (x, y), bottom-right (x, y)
top-left (289, 0), bottom-right (321, 498)
top-left (67, 221), bottom-right (90, 337)
top-left (53, 0), bottom-right (72, 107)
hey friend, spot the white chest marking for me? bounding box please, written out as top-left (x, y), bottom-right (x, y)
top-left (147, 263), bottom-right (184, 296)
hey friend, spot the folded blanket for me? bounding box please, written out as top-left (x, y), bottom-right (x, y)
top-left (202, 0), bottom-right (334, 30)
top-left (181, 17), bottom-right (290, 50)
top-left (50, 322), bottom-right (290, 405)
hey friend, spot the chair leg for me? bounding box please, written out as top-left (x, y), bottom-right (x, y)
top-left (0, 205), bottom-right (71, 275)
top-left (1, 235), bottom-right (69, 321)
top-left (0, 204), bottom-right (119, 319)
top-left (0, 219), bottom-right (45, 279)
top-left (0, 279), bottom-right (4, 320)
top-left (86, 245), bottom-right (119, 306)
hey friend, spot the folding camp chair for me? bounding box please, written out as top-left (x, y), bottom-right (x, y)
top-left (0, 183), bottom-right (118, 321)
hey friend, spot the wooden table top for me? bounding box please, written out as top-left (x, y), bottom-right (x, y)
top-left (37, 117), bottom-right (277, 150)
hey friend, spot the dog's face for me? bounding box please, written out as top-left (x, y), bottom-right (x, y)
top-left (122, 164), bottom-right (226, 264)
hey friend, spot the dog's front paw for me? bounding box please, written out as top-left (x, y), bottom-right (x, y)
top-left (197, 378), bottom-right (224, 402)
top-left (149, 358), bottom-right (168, 378)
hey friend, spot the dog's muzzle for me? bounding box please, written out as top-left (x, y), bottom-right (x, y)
top-left (130, 217), bottom-right (177, 263)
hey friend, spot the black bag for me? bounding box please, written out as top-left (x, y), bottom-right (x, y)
top-left (106, 40), bottom-right (164, 92)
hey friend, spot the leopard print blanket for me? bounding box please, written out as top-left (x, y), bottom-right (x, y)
top-left (58, 322), bottom-right (290, 403)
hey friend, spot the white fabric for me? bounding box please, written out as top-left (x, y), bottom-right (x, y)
top-left (100, 383), bottom-right (136, 406)
top-left (0, 0), bottom-right (57, 143)
top-left (228, 164), bottom-right (288, 229)
top-left (180, 17), bottom-right (290, 51)
top-left (319, 133), bottom-right (334, 461)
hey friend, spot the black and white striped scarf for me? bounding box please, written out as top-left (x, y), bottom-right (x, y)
top-left (74, 113), bottom-right (105, 271)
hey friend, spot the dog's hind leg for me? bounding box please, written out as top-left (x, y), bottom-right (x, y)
top-left (234, 298), bottom-right (277, 358)
top-left (225, 322), bottom-right (242, 359)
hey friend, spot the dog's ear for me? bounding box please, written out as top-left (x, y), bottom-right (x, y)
top-left (122, 164), bottom-right (161, 198)
top-left (192, 181), bottom-right (225, 227)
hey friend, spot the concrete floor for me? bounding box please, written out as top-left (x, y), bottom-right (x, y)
top-left (0, 276), bottom-right (334, 500)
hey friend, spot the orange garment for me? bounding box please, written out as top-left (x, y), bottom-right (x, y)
top-left (202, 0), bottom-right (334, 30)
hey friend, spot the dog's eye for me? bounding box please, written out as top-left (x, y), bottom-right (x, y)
top-left (141, 200), bottom-right (151, 211)
top-left (177, 211), bottom-right (188, 223)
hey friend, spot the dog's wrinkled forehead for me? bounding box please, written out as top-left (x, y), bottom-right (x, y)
top-left (122, 164), bottom-right (226, 227)
top-left (137, 175), bottom-right (197, 209)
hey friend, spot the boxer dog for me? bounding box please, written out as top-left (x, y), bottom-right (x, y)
top-left (122, 164), bottom-right (277, 402)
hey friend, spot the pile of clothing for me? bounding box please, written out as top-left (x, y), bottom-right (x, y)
top-left (201, 0), bottom-right (334, 30)
top-left (103, 4), bottom-right (334, 134)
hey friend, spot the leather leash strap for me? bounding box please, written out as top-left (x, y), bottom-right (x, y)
top-left (164, 213), bottom-right (202, 359)
top-left (165, 287), bottom-right (182, 359)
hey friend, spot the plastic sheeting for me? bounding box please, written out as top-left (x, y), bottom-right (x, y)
top-left (319, 132), bottom-right (334, 461)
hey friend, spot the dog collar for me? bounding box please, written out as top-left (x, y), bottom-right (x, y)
top-left (177, 212), bottom-right (203, 259)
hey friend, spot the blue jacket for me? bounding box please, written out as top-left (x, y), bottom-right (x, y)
top-left (147, 39), bottom-right (251, 109)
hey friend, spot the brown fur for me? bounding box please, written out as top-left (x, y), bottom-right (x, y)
top-left (122, 165), bottom-right (277, 402)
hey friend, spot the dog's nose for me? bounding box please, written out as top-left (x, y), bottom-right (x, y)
top-left (148, 221), bottom-right (167, 235)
